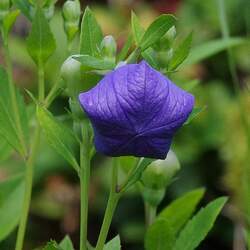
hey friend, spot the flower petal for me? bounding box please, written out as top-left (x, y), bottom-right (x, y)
top-left (79, 60), bottom-right (194, 159)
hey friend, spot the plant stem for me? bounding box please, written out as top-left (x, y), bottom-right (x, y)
top-left (1, 29), bottom-right (27, 157)
top-left (145, 202), bottom-right (156, 227)
top-left (15, 58), bottom-right (45, 250)
top-left (80, 141), bottom-right (90, 250)
top-left (38, 62), bottom-right (45, 102)
top-left (95, 158), bottom-right (120, 250)
top-left (15, 127), bottom-right (40, 250)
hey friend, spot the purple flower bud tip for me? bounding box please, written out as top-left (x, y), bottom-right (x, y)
top-left (79, 60), bottom-right (194, 159)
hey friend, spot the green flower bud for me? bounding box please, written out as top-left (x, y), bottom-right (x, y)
top-left (165, 26), bottom-right (176, 43)
top-left (0, 0), bottom-right (10, 21)
top-left (62, 0), bottom-right (81, 41)
top-left (142, 188), bottom-right (165, 207)
top-left (141, 150), bottom-right (180, 190)
top-left (100, 35), bottom-right (117, 59)
top-left (61, 56), bottom-right (81, 81)
top-left (61, 56), bottom-right (81, 97)
top-left (62, 0), bottom-right (80, 22)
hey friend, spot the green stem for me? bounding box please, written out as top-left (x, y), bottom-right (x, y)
top-left (38, 63), bottom-right (45, 102)
top-left (15, 127), bottom-right (40, 250)
top-left (15, 58), bottom-right (45, 250)
top-left (1, 29), bottom-right (27, 157)
top-left (145, 202), bottom-right (156, 227)
top-left (80, 141), bottom-right (90, 250)
top-left (95, 158), bottom-right (120, 250)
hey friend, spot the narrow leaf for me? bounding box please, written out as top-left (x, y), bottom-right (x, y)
top-left (12, 0), bottom-right (31, 20)
top-left (145, 219), bottom-right (175, 250)
top-left (184, 106), bottom-right (206, 125)
top-left (73, 55), bottom-right (115, 70)
top-left (59, 235), bottom-right (74, 250)
top-left (0, 67), bottom-right (28, 156)
top-left (173, 197), bottom-right (228, 250)
top-left (139, 15), bottom-right (176, 51)
top-left (104, 235), bottom-right (121, 250)
top-left (158, 188), bottom-right (205, 235)
top-left (79, 7), bottom-right (103, 56)
top-left (27, 7), bottom-right (56, 65)
top-left (130, 12), bottom-right (159, 68)
top-left (2, 10), bottom-right (20, 36)
top-left (37, 106), bottom-right (79, 172)
top-left (168, 32), bottom-right (193, 71)
top-left (0, 139), bottom-right (12, 162)
top-left (131, 11), bottom-right (144, 45)
top-left (184, 38), bottom-right (245, 66)
top-left (0, 175), bottom-right (25, 241)
top-left (117, 34), bottom-right (133, 62)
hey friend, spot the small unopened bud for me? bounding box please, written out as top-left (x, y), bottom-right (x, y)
top-left (100, 35), bottom-right (117, 59)
top-left (61, 56), bottom-right (81, 81)
top-left (0, 0), bottom-right (10, 21)
top-left (62, 0), bottom-right (81, 41)
top-left (61, 56), bottom-right (81, 97)
top-left (142, 150), bottom-right (180, 190)
top-left (141, 150), bottom-right (180, 207)
top-left (165, 26), bottom-right (176, 43)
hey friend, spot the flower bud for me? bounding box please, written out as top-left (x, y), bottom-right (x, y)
top-left (61, 56), bottom-right (81, 81)
top-left (62, 0), bottom-right (81, 41)
top-left (61, 56), bottom-right (81, 97)
top-left (141, 150), bottom-right (180, 190)
top-left (0, 0), bottom-right (10, 21)
top-left (100, 35), bottom-right (117, 59)
top-left (165, 26), bottom-right (176, 43)
top-left (142, 188), bottom-right (165, 207)
top-left (141, 150), bottom-right (180, 207)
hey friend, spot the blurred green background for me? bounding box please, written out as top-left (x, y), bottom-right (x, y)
top-left (0, 0), bottom-right (250, 249)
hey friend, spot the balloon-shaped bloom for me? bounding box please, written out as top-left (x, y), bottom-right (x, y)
top-left (79, 61), bottom-right (194, 159)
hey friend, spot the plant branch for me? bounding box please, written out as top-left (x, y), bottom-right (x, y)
top-left (95, 158), bottom-right (120, 250)
top-left (80, 138), bottom-right (91, 250)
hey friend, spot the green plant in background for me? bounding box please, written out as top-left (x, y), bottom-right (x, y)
top-left (4, 0), bottom-right (250, 250)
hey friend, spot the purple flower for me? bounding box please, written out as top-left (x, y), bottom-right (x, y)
top-left (79, 61), bottom-right (194, 159)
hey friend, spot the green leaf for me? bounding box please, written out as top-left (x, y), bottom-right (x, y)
top-left (139, 14), bottom-right (176, 51)
top-left (122, 158), bottom-right (154, 191)
top-left (131, 11), bottom-right (144, 46)
top-left (37, 106), bottom-right (80, 172)
top-left (168, 33), bottom-right (193, 71)
top-left (173, 197), bottom-right (228, 250)
top-left (104, 235), bottom-right (121, 250)
top-left (182, 79), bottom-right (200, 91)
top-left (0, 67), bottom-right (28, 156)
top-left (73, 55), bottom-right (115, 70)
top-left (184, 106), bottom-right (206, 125)
top-left (184, 38), bottom-right (246, 66)
top-left (2, 10), bottom-right (20, 37)
top-left (117, 34), bottom-right (133, 62)
top-left (12, 0), bottom-right (31, 20)
top-left (59, 235), bottom-right (74, 250)
top-left (158, 188), bottom-right (205, 235)
top-left (145, 219), bottom-right (175, 250)
top-left (0, 138), bottom-right (12, 162)
top-left (43, 240), bottom-right (62, 250)
top-left (0, 175), bottom-right (25, 241)
top-left (79, 7), bottom-right (103, 56)
top-left (130, 12), bottom-right (159, 68)
top-left (27, 7), bottom-right (56, 65)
